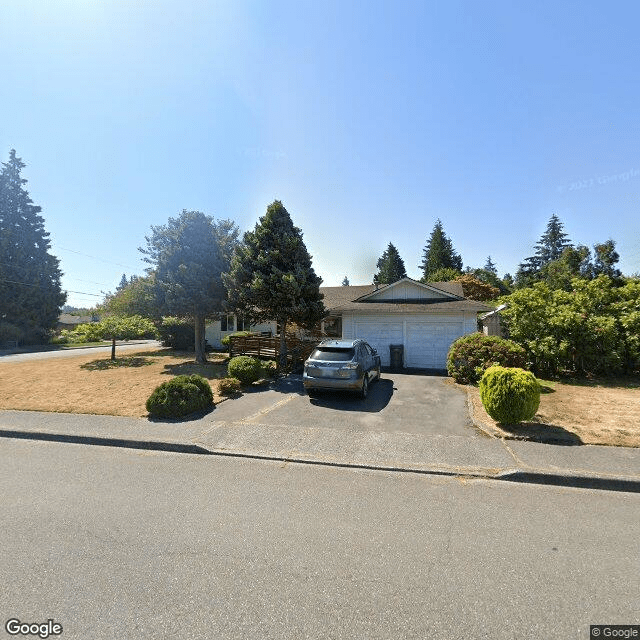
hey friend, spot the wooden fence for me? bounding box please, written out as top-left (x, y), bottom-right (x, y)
top-left (229, 334), bottom-right (320, 363)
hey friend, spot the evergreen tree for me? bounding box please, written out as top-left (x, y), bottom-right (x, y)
top-left (593, 240), bottom-right (622, 280)
top-left (0, 150), bottom-right (66, 344)
top-left (341, 276), bottom-right (350, 286)
top-left (223, 200), bottom-right (325, 369)
top-left (140, 210), bottom-right (239, 363)
top-left (484, 256), bottom-right (498, 275)
top-left (116, 273), bottom-right (129, 292)
top-left (516, 214), bottom-right (572, 287)
top-left (373, 242), bottom-right (407, 285)
top-left (419, 219), bottom-right (463, 281)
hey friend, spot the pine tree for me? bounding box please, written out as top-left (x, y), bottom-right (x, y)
top-left (593, 240), bottom-right (622, 280)
top-left (419, 219), bottom-right (463, 282)
top-left (0, 150), bottom-right (66, 344)
top-left (373, 242), bottom-right (407, 285)
top-left (223, 200), bottom-right (325, 368)
top-left (116, 273), bottom-right (128, 291)
top-left (140, 210), bottom-right (239, 363)
top-left (341, 276), bottom-right (350, 286)
top-left (484, 256), bottom-right (498, 275)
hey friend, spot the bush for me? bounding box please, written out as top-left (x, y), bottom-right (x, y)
top-left (447, 333), bottom-right (527, 384)
top-left (261, 360), bottom-right (277, 378)
top-left (218, 377), bottom-right (242, 396)
top-left (158, 317), bottom-right (195, 350)
top-left (73, 322), bottom-right (106, 343)
top-left (227, 355), bottom-right (263, 385)
top-left (221, 331), bottom-right (252, 349)
top-left (146, 374), bottom-right (213, 418)
top-left (479, 366), bottom-right (541, 425)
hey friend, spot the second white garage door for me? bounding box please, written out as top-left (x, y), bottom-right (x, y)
top-left (406, 321), bottom-right (464, 369)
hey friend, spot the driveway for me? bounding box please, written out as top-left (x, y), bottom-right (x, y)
top-left (209, 372), bottom-right (476, 438)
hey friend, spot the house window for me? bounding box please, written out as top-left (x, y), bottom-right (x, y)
top-left (323, 316), bottom-right (342, 337)
top-left (220, 315), bottom-right (235, 332)
top-left (237, 316), bottom-right (246, 331)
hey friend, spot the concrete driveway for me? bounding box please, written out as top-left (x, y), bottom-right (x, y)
top-left (208, 371), bottom-right (476, 438)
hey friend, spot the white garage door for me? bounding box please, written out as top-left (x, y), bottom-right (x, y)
top-left (406, 322), bottom-right (464, 369)
top-left (354, 322), bottom-right (403, 366)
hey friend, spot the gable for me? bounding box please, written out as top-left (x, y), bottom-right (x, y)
top-left (356, 278), bottom-right (461, 303)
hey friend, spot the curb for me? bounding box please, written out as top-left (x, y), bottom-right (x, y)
top-left (2, 427), bottom-right (640, 493)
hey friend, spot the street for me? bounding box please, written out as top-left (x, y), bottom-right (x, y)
top-left (1, 437), bottom-right (638, 640)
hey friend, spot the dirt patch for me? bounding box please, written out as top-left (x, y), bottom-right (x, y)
top-left (0, 347), bottom-right (230, 417)
top-left (465, 377), bottom-right (640, 448)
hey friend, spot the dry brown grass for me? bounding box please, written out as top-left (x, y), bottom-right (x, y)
top-left (0, 347), bottom-right (231, 417)
top-left (466, 377), bottom-right (640, 447)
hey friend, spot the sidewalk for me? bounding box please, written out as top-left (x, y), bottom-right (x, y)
top-left (1, 406), bottom-right (639, 493)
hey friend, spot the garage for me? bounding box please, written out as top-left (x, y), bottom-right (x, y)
top-left (320, 278), bottom-right (490, 371)
top-left (354, 322), bottom-right (403, 367)
top-left (405, 321), bottom-right (465, 369)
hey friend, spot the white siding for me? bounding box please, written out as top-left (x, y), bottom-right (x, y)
top-left (205, 318), bottom-right (276, 349)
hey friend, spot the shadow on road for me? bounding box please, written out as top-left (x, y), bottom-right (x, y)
top-left (499, 422), bottom-right (583, 446)
top-left (307, 379), bottom-right (394, 413)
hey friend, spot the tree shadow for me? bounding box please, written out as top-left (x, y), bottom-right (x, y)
top-left (146, 405), bottom-right (216, 423)
top-left (80, 356), bottom-right (155, 371)
top-left (539, 384), bottom-right (556, 394)
top-left (498, 421), bottom-right (583, 446)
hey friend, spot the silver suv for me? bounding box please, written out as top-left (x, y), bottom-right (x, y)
top-left (303, 339), bottom-right (381, 398)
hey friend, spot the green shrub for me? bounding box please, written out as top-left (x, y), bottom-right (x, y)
top-left (218, 377), bottom-right (242, 396)
top-left (146, 374), bottom-right (213, 418)
top-left (227, 355), bottom-right (263, 385)
top-left (447, 333), bottom-right (527, 384)
top-left (158, 317), bottom-right (195, 350)
top-left (261, 360), bottom-right (277, 378)
top-left (73, 322), bottom-right (105, 343)
top-left (479, 366), bottom-right (541, 425)
top-left (221, 331), bottom-right (252, 348)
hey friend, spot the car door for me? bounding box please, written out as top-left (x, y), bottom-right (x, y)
top-left (359, 343), bottom-right (373, 379)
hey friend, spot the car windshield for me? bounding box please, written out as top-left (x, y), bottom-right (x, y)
top-left (310, 347), bottom-right (355, 362)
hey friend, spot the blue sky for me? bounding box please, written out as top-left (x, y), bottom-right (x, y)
top-left (1, 0), bottom-right (638, 307)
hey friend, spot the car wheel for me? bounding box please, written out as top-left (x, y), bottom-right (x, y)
top-left (306, 388), bottom-right (317, 398)
top-left (360, 375), bottom-right (369, 399)
top-left (374, 365), bottom-right (381, 381)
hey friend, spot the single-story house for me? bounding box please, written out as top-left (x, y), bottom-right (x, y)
top-left (57, 313), bottom-right (99, 331)
top-left (205, 314), bottom-right (277, 350)
top-left (208, 277), bottom-right (490, 369)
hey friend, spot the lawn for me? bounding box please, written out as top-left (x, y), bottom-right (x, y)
top-left (0, 346), bottom-right (232, 417)
top-left (466, 376), bottom-right (640, 447)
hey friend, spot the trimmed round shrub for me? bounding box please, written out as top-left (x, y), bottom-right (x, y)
top-left (479, 366), bottom-right (541, 425)
top-left (146, 374), bottom-right (213, 418)
top-left (447, 333), bottom-right (527, 384)
top-left (218, 377), bottom-right (242, 396)
top-left (227, 355), bottom-right (263, 385)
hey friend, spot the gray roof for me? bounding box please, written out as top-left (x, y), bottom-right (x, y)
top-left (320, 280), bottom-right (490, 314)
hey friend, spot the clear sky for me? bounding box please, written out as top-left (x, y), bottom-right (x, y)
top-left (2, 0), bottom-right (638, 308)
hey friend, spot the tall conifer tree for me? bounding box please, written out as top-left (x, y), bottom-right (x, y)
top-left (223, 200), bottom-right (325, 368)
top-left (419, 219), bottom-right (463, 281)
top-left (373, 242), bottom-right (407, 285)
top-left (0, 150), bottom-right (66, 344)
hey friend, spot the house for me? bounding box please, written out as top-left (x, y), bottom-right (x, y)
top-left (210, 277), bottom-right (490, 369)
top-left (205, 314), bottom-right (277, 349)
top-left (479, 304), bottom-right (507, 337)
top-left (319, 278), bottom-right (490, 369)
top-left (57, 313), bottom-right (98, 331)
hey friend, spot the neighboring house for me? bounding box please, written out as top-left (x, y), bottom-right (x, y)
top-left (205, 314), bottom-right (277, 349)
top-left (213, 277), bottom-right (490, 368)
top-left (321, 278), bottom-right (490, 369)
top-left (479, 304), bottom-right (507, 337)
top-left (57, 314), bottom-right (98, 331)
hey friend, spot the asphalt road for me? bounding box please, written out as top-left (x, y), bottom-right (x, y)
top-left (0, 340), bottom-right (161, 363)
top-left (1, 438), bottom-right (638, 639)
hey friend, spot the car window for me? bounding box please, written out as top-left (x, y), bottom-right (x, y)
top-left (310, 347), bottom-right (355, 361)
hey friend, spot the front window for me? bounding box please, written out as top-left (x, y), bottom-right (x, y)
top-left (220, 315), bottom-right (235, 332)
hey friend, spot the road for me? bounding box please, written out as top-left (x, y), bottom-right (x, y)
top-left (1, 438), bottom-right (638, 640)
top-left (0, 340), bottom-right (161, 363)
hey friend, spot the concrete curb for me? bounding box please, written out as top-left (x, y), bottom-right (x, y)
top-left (2, 426), bottom-right (640, 493)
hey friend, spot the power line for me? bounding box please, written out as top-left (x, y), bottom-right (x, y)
top-left (0, 261), bottom-right (110, 287)
top-left (1, 278), bottom-right (103, 297)
top-left (54, 245), bottom-right (141, 271)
